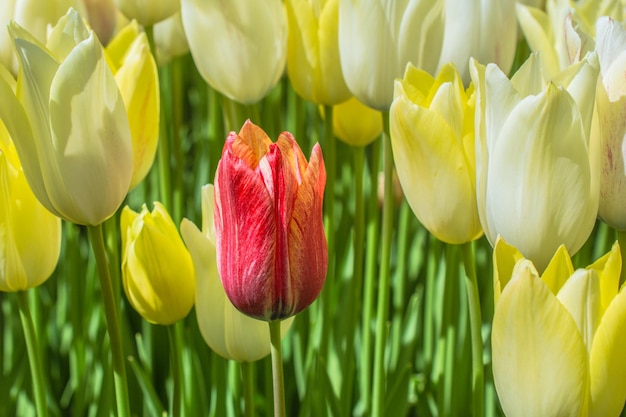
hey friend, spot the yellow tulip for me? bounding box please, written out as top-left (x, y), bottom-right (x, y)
top-left (595, 17), bottom-right (626, 230)
top-left (286, 0), bottom-right (350, 105)
top-left (338, 0), bottom-right (445, 110)
top-left (0, 9), bottom-right (133, 226)
top-left (328, 96), bottom-right (382, 147)
top-left (113, 0), bottom-right (180, 26)
top-left (470, 52), bottom-right (599, 271)
top-left (180, 185), bottom-right (293, 361)
top-left (492, 237), bottom-right (626, 417)
top-left (181, 0), bottom-right (287, 105)
top-left (106, 21), bottom-right (160, 190)
top-left (121, 202), bottom-right (195, 325)
top-left (0, 116), bottom-right (61, 292)
top-left (390, 63), bottom-right (481, 244)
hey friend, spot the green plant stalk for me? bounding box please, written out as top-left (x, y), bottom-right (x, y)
top-left (341, 145), bottom-right (366, 415)
top-left (241, 361), bottom-right (256, 417)
top-left (269, 320), bottom-right (286, 417)
top-left (167, 323), bottom-right (184, 417)
top-left (319, 105), bottom-right (336, 361)
top-left (372, 111), bottom-right (394, 417)
top-left (461, 241), bottom-right (484, 417)
top-left (617, 230), bottom-right (626, 286)
top-left (390, 202), bottom-right (411, 366)
top-left (87, 223), bottom-right (131, 417)
top-left (359, 137), bottom-right (381, 415)
top-left (17, 290), bottom-right (47, 417)
top-left (171, 57), bottom-right (185, 225)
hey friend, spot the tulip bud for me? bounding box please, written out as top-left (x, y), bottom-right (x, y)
top-left (0, 9), bottom-right (133, 226)
top-left (286, 0), bottom-right (351, 105)
top-left (323, 96), bottom-right (382, 147)
top-left (106, 20), bottom-right (160, 190)
top-left (181, 0), bottom-right (287, 105)
top-left (492, 237), bottom-right (626, 417)
top-left (214, 120), bottom-right (327, 321)
top-left (121, 202), bottom-right (195, 325)
top-left (390, 63), bottom-right (482, 244)
top-left (0, 120), bottom-right (61, 292)
top-left (181, 185), bottom-right (294, 362)
top-left (154, 11), bottom-right (189, 65)
top-left (114, 0), bottom-right (180, 26)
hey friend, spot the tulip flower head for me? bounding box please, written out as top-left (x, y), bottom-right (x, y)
top-left (214, 121), bottom-right (327, 321)
top-left (470, 52), bottom-right (600, 272)
top-left (286, 0), bottom-right (351, 105)
top-left (181, 185), bottom-right (294, 362)
top-left (181, 0), bottom-right (287, 105)
top-left (121, 202), bottom-right (195, 325)
top-left (114, 0), bottom-right (180, 26)
top-left (595, 17), bottom-right (626, 230)
top-left (0, 8), bottom-right (133, 226)
top-left (390, 62), bottom-right (482, 244)
top-left (492, 237), bottom-right (626, 417)
top-left (325, 96), bottom-right (382, 147)
top-left (338, 0), bottom-right (445, 110)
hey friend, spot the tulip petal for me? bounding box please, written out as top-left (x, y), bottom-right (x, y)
top-left (515, 3), bottom-right (560, 78)
top-left (214, 150), bottom-right (277, 320)
top-left (587, 241), bottom-right (621, 313)
top-left (287, 142), bottom-right (327, 317)
top-left (0, 65), bottom-right (56, 216)
top-left (541, 244), bottom-right (574, 295)
top-left (589, 288), bottom-right (626, 417)
top-left (556, 269), bottom-right (601, 352)
top-left (48, 32), bottom-right (132, 225)
top-left (492, 236), bottom-right (525, 305)
top-left (492, 260), bottom-right (589, 417)
top-left (230, 120), bottom-right (273, 169)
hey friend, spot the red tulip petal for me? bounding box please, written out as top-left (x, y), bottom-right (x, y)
top-left (229, 119), bottom-right (272, 168)
top-left (276, 131), bottom-right (308, 184)
top-left (288, 143), bottom-right (327, 315)
top-left (215, 148), bottom-right (277, 319)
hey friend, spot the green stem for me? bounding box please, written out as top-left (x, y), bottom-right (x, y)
top-left (359, 137), bottom-right (381, 415)
top-left (16, 291), bottom-right (47, 417)
top-left (269, 321), bottom-right (286, 417)
top-left (241, 361), bottom-right (256, 417)
top-left (171, 57), bottom-right (185, 225)
top-left (461, 241), bottom-right (484, 417)
top-left (167, 323), bottom-right (183, 417)
top-left (87, 224), bottom-right (131, 417)
top-left (617, 230), bottom-right (626, 286)
top-left (319, 105), bottom-right (336, 360)
top-left (341, 145), bottom-right (366, 415)
top-left (372, 111), bottom-right (393, 417)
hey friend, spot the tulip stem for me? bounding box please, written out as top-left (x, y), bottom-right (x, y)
top-left (167, 323), bottom-right (183, 417)
top-left (87, 224), bottom-right (131, 417)
top-left (461, 241), bottom-right (484, 417)
top-left (372, 111), bottom-right (394, 417)
top-left (16, 290), bottom-right (47, 417)
top-left (617, 230), bottom-right (626, 286)
top-left (269, 320), bottom-right (286, 417)
top-left (241, 361), bottom-right (256, 417)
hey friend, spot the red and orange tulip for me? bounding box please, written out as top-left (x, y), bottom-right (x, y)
top-left (214, 120), bottom-right (327, 321)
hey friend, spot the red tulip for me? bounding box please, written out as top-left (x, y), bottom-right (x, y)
top-left (214, 120), bottom-right (327, 321)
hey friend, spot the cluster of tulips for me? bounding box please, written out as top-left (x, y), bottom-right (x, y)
top-left (2, 0), bottom-right (626, 416)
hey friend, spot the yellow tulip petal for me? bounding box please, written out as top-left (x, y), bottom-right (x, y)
top-left (330, 96), bottom-right (381, 147)
top-left (589, 288), bottom-right (626, 417)
top-left (492, 236), bottom-right (525, 305)
top-left (587, 241), bottom-right (621, 313)
top-left (515, 3), bottom-right (560, 78)
top-left (556, 269), bottom-right (601, 352)
top-left (492, 260), bottom-right (589, 417)
top-left (541, 244), bottom-right (574, 295)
